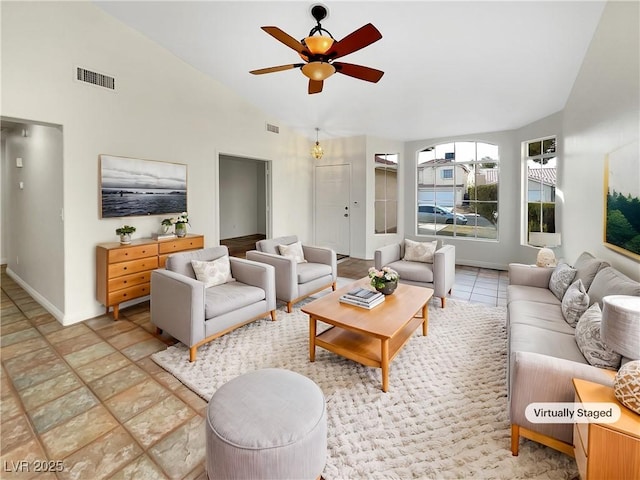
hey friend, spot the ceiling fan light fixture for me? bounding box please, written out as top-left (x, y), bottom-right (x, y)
top-left (301, 61), bottom-right (335, 81)
top-left (303, 35), bottom-right (334, 55)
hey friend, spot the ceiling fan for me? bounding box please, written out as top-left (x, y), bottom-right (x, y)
top-left (250, 4), bottom-right (384, 94)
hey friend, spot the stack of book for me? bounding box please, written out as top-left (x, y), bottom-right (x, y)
top-left (339, 287), bottom-right (385, 309)
top-left (152, 232), bottom-right (176, 240)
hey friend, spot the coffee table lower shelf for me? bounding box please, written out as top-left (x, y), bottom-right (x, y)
top-left (313, 315), bottom-right (425, 390)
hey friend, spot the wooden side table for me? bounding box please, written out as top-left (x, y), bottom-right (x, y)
top-left (572, 378), bottom-right (640, 480)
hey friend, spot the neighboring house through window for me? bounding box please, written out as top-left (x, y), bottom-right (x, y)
top-left (416, 141), bottom-right (499, 239)
top-left (524, 136), bottom-right (557, 243)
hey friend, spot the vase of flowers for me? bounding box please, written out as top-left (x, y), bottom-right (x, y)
top-left (115, 225), bottom-right (136, 245)
top-left (174, 212), bottom-right (189, 238)
top-left (368, 266), bottom-right (399, 295)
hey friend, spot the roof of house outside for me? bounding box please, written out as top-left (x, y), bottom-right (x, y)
top-left (527, 167), bottom-right (557, 186)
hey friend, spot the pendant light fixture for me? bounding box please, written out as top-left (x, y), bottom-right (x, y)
top-left (311, 128), bottom-right (324, 160)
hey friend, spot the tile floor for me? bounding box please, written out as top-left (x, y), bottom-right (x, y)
top-left (1, 261), bottom-right (507, 479)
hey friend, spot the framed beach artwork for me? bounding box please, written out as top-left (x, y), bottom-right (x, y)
top-left (603, 140), bottom-right (640, 260)
top-left (99, 154), bottom-right (187, 218)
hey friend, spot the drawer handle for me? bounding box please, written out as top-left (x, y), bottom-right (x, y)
top-left (123, 267), bottom-right (127, 270)
top-left (124, 280), bottom-right (127, 284)
top-left (125, 252), bottom-right (128, 256)
top-left (123, 293), bottom-right (127, 297)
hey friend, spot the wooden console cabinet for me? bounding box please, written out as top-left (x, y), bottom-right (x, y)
top-left (573, 378), bottom-right (640, 480)
top-left (96, 234), bottom-right (204, 319)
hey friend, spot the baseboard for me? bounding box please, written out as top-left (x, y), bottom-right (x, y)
top-left (5, 267), bottom-right (65, 323)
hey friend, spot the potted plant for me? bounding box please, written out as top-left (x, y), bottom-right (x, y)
top-left (368, 266), bottom-right (399, 295)
top-left (161, 217), bottom-right (174, 234)
top-left (115, 225), bottom-right (136, 245)
top-left (174, 212), bottom-right (189, 238)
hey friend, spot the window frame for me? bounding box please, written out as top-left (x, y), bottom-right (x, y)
top-left (374, 153), bottom-right (399, 235)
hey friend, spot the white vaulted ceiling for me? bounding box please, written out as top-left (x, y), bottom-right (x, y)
top-left (94, 1), bottom-right (606, 141)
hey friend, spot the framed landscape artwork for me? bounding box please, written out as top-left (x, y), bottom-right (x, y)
top-left (99, 154), bottom-right (187, 218)
top-left (604, 140), bottom-right (640, 260)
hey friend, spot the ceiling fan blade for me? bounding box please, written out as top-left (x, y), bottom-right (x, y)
top-left (334, 62), bottom-right (384, 83)
top-left (261, 26), bottom-right (308, 55)
top-left (250, 64), bottom-right (303, 75)
top-left (308, 79), bottom-right (324, 94)
top-left (328, 23), bottom-right (382, 60)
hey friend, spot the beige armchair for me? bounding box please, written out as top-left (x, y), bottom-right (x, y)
top-left (151, 246), bottom-right (276, 362)
top-left (246, 235), bottom-right (337, 312)
top-left (375, 240), bottom-right (455, 308)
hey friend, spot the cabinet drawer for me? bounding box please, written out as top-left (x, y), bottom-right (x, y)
top-left (158, 236), bottom-right (204, 254)
top-left (108, 244), bottom-right (158, 263)
top-left (107, 283), bottom-right (150, 305)
top-left (108, 271), bottom-right (151, 291)
top-left (108, 257), bottom-right (158, 278)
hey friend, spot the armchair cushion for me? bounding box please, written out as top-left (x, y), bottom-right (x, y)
top-left (191, 256), bottom-right (234, 288)
top-left (256, 235), bottom-right (298, 254)
top-left (278, 241), bottom-right (307, 263)
top-left (204, 282), bottom-right (266, 319)
top-left (403, 239), bottom-right (437, 263)
top-left (386, 260), bottom-right (434, 284)
top-left (297, 262), bottom-right (332, 284)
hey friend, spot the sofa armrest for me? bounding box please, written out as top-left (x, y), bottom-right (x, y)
top-left (230, 257), bottom-right (276, 310)
top-left (509, 351), bottom-right (615, 442)
top-left (375, 243), bottom-right (401, 270)
top-left (433, 245), bottom-right (456, 299)
top-left (150, 269), bottom-right (206, 347)
top-left (245, 250), bottom-right (297, 301)
top-left (302, 245), bottom-right (337, 281)
top-left (508, 263), bottom-right (554, 288)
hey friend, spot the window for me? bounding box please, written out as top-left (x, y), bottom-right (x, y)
top-left (416, 141), bottom-right (499, 239)
top-left (375, 153), bottom-right (398, 234)
top-left (524, 136), bottom-right (557, 242)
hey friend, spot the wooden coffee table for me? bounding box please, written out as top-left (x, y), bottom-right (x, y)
top-left (302, 278), bottom-right (434, 392)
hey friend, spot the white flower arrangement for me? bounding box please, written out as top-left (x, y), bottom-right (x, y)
top-left (368, 266), bottom-right (399, 289)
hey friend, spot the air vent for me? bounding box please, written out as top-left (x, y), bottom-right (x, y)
top-left (76, 67), bottom-right (115, 90)
top-left (266, 123), bottom-right (279, 134)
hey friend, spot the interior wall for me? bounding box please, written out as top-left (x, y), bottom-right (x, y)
top-left (1, 122), bottom-right (65, 315)
top-left (562, 0), bottom-right (639, 279)
top-left (1, 2), bottom-right (312, 324)
top-left (219, 155), bottom-right (266, 239)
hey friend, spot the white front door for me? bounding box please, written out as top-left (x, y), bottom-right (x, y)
top-left (314, 164), bottom-right (350, 255)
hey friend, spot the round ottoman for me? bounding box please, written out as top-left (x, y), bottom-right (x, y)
top-left (206, 368), bottom-right (327, 480)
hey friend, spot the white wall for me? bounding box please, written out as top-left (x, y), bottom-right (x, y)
top-left (1, 2), bottom-right (312, 324)
top-left (562, 0), bottom-right (639, 279)
top-left (219, 155), bottom-right (266, 239)
top-left (2, 123), bottom-right (65, 316)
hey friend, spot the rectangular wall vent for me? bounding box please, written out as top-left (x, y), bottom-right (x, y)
top-left (76, 67), bottom-right (115, 90)
top-left (266, 123), bottom-right (279, 134)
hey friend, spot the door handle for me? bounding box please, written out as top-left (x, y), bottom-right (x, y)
top-left (344, 214), bottom-right (349, 217)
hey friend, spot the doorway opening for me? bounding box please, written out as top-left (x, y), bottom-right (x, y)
top-left (218, 154), bottom-right (271, 257)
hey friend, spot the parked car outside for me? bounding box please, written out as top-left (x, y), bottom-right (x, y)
top-left (418, 204), bottom-right (468, 224)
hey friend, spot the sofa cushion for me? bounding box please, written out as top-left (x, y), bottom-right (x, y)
top-left (575, 303), bottom-right (622, 370)
top-left (509, 301), bottom-right (576, 335)
top-left (297, 262), bottom-right (332, 284)
top-left (561, 279), bottom-right (590, 327)
top-left (549, 262), bottom-right (577, 300)
top-left (387, 260), bottom-right (434, 284)
top-left (510, 323), bottom-right (588, 365)
top-left (403, 239), bottom-right (437, 263)
top-left (278, 241), bottom-right (307, 263)
top-left (204, 282), bottom-right (266, 319)
top-left (587, 267), bottom-right (640, 307)
top-left (191, 256), bottom-right (234, 288)
top-left (507, 285), bottom-right (560, 306)
top-left (573, 252), bottom-right (610, 291)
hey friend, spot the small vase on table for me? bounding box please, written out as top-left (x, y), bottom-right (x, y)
top-left (175, 223), bottom-right (187, 238)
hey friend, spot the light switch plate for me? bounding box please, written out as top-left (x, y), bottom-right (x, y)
top-left (16, 157), bottom-right (23, 167)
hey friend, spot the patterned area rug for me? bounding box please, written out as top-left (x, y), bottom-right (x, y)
top-left (151, 298), bottom-right (577, 479)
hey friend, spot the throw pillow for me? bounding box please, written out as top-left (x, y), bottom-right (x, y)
top-left (575, 303), bottom-right (622, 370)
top-left (573, 252), bottom-right (609, 292)
top-left (403, 239), bottom-right (438, 263)
top-left (191, 256), bottom-right (234, 288)
top-left (614, 361), bottom-right (640, 414)
top-left (561, 279), bottom-right (590, 327)
top-left (549, 262), bottom-right (577, 300)
top-left (278, 241), bottom-right (307, 263)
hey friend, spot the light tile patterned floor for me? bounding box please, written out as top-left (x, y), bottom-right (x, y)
top-left (1, 262), bottom-right (507, 479)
